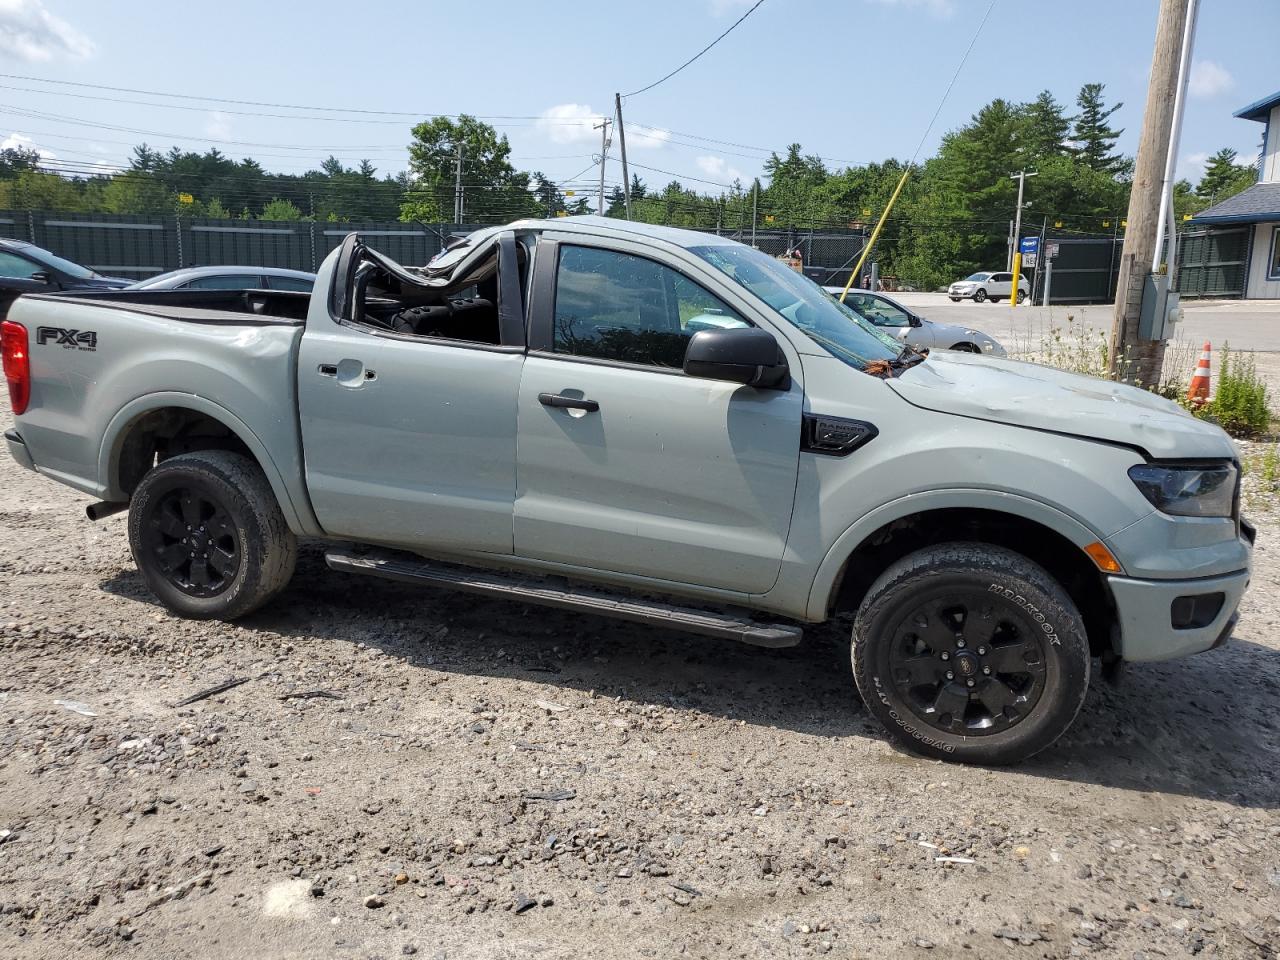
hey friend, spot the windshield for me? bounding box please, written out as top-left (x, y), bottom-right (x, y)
top-left (24, 245), bottom-right (98, 280)
top-left (965, 272), bottom-right (990, 281)
top-left (690, 244), bottom-right (899, 369)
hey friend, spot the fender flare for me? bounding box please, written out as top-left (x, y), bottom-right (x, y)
top-left (97, 392), bottom-right (320, 536)
top-left (804, 488), bottom-right (1109, 621)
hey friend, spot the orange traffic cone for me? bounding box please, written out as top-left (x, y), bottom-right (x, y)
top-left (1187, 341), bottom-right (1211, 406)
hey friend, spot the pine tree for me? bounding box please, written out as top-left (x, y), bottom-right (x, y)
top-left (1196, 147), bottom-right (1257, 202)
top-left (1070, 83), bottom-right (1125, 175)
top-left (1021, 90), bottom-right (1070, 160)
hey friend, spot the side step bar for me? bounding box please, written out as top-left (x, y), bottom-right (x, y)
top-left (324, 547), bottom-right (803, 648)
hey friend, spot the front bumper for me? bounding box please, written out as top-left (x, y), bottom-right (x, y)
top-left (1108, 567), bottom-right (1250, 662)
top-left (4, 428), bottom-right (34, 472)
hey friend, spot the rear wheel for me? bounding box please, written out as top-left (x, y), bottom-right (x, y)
top-left (852, 543), bottom-right (1090, 765)
top-left (972, 289), bottom-right (987, 303)
top-left (128, 450), bottom-right (296, 620)
top-left (1016, 290), bottom-right (1028, 304)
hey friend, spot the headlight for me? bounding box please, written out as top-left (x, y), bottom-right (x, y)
top-left (1127, 462), bottom-right (1238, 518)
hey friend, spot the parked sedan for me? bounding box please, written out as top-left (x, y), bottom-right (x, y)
top-left (129, 266), bottom-right (317, 292)
top-left (0, 238), bottom-right (130, 320)
top-left (824, 287), bottom-right (1006, 356)
top-left (947, 271), bottom-right (1029, 303)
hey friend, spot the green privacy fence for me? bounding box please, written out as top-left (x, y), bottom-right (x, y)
top-left (0, 210), bottom-right (481, 278)
top-left (0, 209), bottom-right (869, 281)
top-left (1176, 227), bottom-right (1250, 299)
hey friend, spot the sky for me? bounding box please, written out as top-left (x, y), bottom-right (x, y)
top-left (0, 0), bottom-right (1277, 196)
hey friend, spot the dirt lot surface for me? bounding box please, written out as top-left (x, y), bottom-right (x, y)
top-left (2, 402), bottom-right (1279, 959)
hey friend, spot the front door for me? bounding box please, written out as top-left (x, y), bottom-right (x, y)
top-left (0, 249), bottom-right (56, 320)
top-left (297, 236), bottom-right (525, 554)
top-left (513, 238), bottom-right (802, 595)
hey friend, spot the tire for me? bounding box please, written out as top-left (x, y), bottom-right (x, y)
top-left (949, 342), bottom-right (981, 353)
top-left (1016, 290), bottom-right (1027, 304)
top-left (972, 289), bottom-right (987, 303)
top-left (128, 450), bottom-right (297, 620)
top-left (852, 543), bottom-right (1090, 765)
top-left (948, 297), bottom-right (961, 303)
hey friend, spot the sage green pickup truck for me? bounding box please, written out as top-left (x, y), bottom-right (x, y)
top-left (1, 217), bottom-right (1253, 764)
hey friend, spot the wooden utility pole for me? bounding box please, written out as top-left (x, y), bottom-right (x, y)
top-left (615, 93), bottom-right (632, 220)
top-left (1109, 0), bottom-right (1193, 386)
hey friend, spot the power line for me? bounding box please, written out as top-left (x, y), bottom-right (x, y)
top-left (622, 0), bottom-right (767, 98)
top-left (0, 72), bottom-right (579, 123)
top-left (908, 0), bottom-right (998, 164)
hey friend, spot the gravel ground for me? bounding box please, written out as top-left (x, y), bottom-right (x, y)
top-left (2, 395), bottom-right (1279, 959)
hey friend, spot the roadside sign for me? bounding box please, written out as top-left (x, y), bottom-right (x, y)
top-left (1023, 253), bottom-right (1038, 268)
top-left (1019, 236), bottom-right (1039, 256)
top-left (1046, 241), bottom-right (1060, 258)
top-left (178, 193), bottom-right (194, 204)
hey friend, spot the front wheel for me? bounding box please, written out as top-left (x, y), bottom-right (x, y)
top-left (972, 289), bottom-right (987, 303)
top-left (128, 450), bottom-right (297, 620)
top-left (852, 543), bottom-right (1090, 765)
top-left (948, 297), bottom-right (961, 303)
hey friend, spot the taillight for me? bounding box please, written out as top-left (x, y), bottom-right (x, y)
top-left (1, 320), bottom-right (30, 415)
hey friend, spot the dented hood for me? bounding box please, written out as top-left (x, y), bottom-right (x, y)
top-left (889, 350), bottom-right (1236, 459)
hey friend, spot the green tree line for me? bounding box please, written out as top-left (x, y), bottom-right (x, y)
top-left (0, 82), bottom-right (1260, 287)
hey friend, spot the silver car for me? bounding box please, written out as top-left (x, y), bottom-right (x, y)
top-left (824, 287), bottom-right (1006, 356)
top-left (129, 266), bottom-right (316, 292)
top-left (947, 271), bottom-right (1029, 304)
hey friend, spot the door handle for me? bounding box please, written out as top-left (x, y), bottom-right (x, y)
top-left (318, 360), bottom-right (377, 386)
top-left (538, 392), bottom-right (599, 413)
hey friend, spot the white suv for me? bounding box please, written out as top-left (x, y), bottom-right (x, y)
top-left (948, 271), bottom-right (1029, 304)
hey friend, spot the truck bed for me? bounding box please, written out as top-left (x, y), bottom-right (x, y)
top-left (37, 287), bottom-right (310, 324)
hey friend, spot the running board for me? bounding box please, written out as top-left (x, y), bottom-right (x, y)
top-left (324, 547), bottom-right (802, 648)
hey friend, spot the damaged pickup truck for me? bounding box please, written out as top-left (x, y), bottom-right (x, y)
top-left (1, 217), bottom-right (1254, 764)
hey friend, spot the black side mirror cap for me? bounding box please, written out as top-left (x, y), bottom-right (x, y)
top-left (30, 271), bottom-right (52, 284)
top-left (683, 327), bottom-right (789, 389)
top-left (909, 314), bottom-right (922, 327)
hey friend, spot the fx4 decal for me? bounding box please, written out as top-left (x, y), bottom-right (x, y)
top-left (37, 326), bottom-right (97, 351)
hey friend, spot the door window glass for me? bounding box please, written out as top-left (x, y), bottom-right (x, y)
top-left (268, 276), bottom-right (314, 292)
top-left (183, 274), bottom-right (264, 290)
top-left (553, 245), bottom-right (749, 368)
top-left (845, 293), bottom-right (911, 327)
top-left (0, 251), bottom-right (39, 280)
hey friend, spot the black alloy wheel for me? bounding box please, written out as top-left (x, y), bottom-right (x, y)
top-left (886, 591), bottom-right (1046, 736)
top-left (140, 484), bottom-right (241, 597)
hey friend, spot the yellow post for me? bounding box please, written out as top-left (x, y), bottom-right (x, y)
top-left (1009, 252), bottom-right (1023, 308)
top-left (839, 166), bottom-right (912, 302)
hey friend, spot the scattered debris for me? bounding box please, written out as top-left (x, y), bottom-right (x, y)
top-left (993, 928), bottom-right (1046, 945)
top-left (533, 698), bottom-right (569, 713)
top-left (53, 699), bottom-right (96, 717)
top-left (278, 690), bottom-right (344, 701)
top-left (522, 789), bottom-right (575, 802)
top-left (143, 870), bottom-right (212, 913)
top-left (175, 677), bottom-right (250, 707)
top-left (934, 856), bottom-right (976, 865)
top-left (513, 893), bottom-right (537, 914)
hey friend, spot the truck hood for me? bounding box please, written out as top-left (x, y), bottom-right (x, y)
top-left (888, 350), bottom-right (1236, 459)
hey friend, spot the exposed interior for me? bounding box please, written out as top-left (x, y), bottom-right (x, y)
top-left (343, 237), bottom-right (527, 346)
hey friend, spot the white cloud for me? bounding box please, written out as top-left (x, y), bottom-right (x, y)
top-left (1188, 59), bottom-right (1234, 99)
top-left (204, 110), bottom-right (232, 139)
top-left (865, 0), bottom-right (954, 17)
top-left (538, 103), bottom-right (669, 151)
top-left (1, 131), bottom-right (55, 160)
top-left (0, 0), bottom-right (93, 62)
top-left (538, 103), bottom-right (606, 146)
top-left (696, 154), bottom-right (748, 187)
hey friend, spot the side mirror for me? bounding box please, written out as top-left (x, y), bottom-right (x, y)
top-left (29, 271), bottom-right (53, 285)
top-left (909, 314), bottom-right (923, 328)
top-left (684, 327), bottom-right (789, 389)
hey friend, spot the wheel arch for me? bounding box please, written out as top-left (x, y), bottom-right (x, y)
top-left (98, 393), bottom-right (312, 535)
top-left (810, 494), bottom-right (1117, 657)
